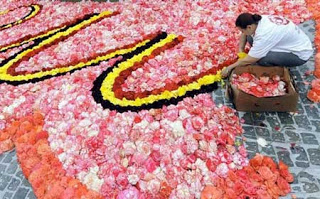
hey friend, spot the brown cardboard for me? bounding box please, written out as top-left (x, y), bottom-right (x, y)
top-left (228, 65), bottom-right (298, 112)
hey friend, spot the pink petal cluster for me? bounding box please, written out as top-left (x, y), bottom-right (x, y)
top-left (231, 73), bottom-right (287, 97)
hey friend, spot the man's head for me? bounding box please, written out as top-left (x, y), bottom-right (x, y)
top-left (235, 13), bottom-right (261, 36)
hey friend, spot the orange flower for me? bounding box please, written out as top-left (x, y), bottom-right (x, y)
top-left (279, 161), bottom-right (294, 183)
top-left (258, 166), bottom-right (277, 182)
top-left (33, 112), bottom-right (44, 126)
top-left (265, 180), bottom-right (281, 198)
top-left (249, 153), bottom-right (263, 170)
top-left (262, 156), bottom-right (277, 172)
top-left (225, 188), bottom-right (237, 199)
top-left (256, 189), bottom-right (272, 199)
top-left (277, 176), bottom-right (291, 196)
top-left (200, 185), bottom-right (224, 199)
top-left (307, 90), bottom-right (320, 102)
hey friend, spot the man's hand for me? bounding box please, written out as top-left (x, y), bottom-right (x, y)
top-left (221, 54), bottom-right (259, 78)
top-left (221, 66), bottom-right (232, 78)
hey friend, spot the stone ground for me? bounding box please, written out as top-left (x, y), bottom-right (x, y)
top-left (0, 2), bottom-right (319, 199)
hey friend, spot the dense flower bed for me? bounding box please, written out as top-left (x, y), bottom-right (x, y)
top-left (0, 0), bottom-right (318, 198)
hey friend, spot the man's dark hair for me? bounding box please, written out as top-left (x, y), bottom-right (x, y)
top-left (235, 13), bottom-right (262, 29)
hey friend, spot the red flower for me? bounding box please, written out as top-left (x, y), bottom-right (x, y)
top-left (159, 181), bottom-right (172, 198)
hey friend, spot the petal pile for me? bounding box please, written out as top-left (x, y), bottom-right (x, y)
top-left (231, 73), bottom-right (287, 97)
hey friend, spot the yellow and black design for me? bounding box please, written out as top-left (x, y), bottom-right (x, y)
top-left (0, 4), bottom-right (41, 30)
top-left (0, 11), bottom-right (126, 83)
top-left (92, 32), bottom-right (221, 112)
top-left (0, 9), bottom-right (221, 112)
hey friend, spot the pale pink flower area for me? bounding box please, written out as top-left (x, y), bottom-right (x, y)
top-left (0, 0), bottom-right (312, 198)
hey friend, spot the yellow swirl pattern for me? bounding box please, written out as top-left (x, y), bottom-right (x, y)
top-left (0, 4), bottom-right (41, 30)
top-left (100, 34), bottom-right (221, 107)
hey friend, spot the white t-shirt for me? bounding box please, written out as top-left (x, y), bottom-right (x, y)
top-left (248, 15), bottom-right (313, 61)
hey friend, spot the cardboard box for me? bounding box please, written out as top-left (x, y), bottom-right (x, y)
top-left (227, 65), bottom-right (298, 112)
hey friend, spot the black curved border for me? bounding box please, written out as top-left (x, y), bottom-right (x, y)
top-left (0, 13), bottom-right (102, 86)
top-left (0, 4), bottom-right (40, 29)
top-left (91, 32), bottom-right (218, 113)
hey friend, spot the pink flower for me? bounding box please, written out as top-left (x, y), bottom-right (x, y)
top-left (117, 186), bottom-right (140, 199)
top-left (144, 157), bottom-right (158, 173)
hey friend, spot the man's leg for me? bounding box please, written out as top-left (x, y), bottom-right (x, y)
top-left (257, 51), bottom-right (307, 67)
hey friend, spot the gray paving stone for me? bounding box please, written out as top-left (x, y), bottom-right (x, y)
top-left (297, 171), bottom-right (317, 182)
top-left (213, 88), bottom-right (223, 96)
top-left (0, 174), bottom-right (12, 191)
top-left (0, 164), bottom-right (6, 175)
top-left (214, 96), bottom-right (224, 105)
top-left (271, 131), bottom-right (285, 142)
top-left (276, 149), bottom-right (294, 167)
top-left (302, 182), bottom-right (320, 193)
top-left (308, 27), bottom-right (315, 33)
top-left (294, 115), bottom-right (311, 129)
top-left (26, 191), bottom-right (37, 199)
top-left (277, 112), bottom-right (295, 125)
top-left (305, 105), bottom-right (320, 119)
top-left (301, 133), bottom-right (319, 145)
top-left (296, 82), bottom-right (309, 93)
top-left (14, 171), bottom-right (25, 182)
top-left (285, 130), bottom-right (302, 142)
top-left (245, 142), bottom-right (259, 153)
top-left (12, 187), bottom-right (29, 199)
top-left (261, 145), bottom-right (276, 156)
top-left (2, 151), bottom-right (15, 164)
top-left (291, 70), bottom-right (303, 81)
top-left (300, 92), bottom-right (314, 105)
top-left (292, 186), bottom-right (302, 192)
top-left (296, 162), bottom-right (310, 168)
top-left (307, 149), bottom-right (320, 166)
top-left (22, 178), bottom-right (31, 187)
top-left (7, 178), bottom-right (21, 192)
top-left (242, 126), bottom-right (256, 139)
top-left (297, 103), bottom-right (305, 114)
top-left (3, 192), bottom-right (13, 199)
top-left (266, 116), bottom-right (281, 129)
top-left (291, 146), bottom-right (308, 162)
top-left (255, 127), bottom-right (271, 141)
top-left (310, 120), bottom-right (320, 132)
top-left (6, 162), bottom-right (18, 175)
top-left (247, 152), bottom-right (257, 160)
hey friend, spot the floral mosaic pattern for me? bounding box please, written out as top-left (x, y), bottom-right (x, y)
top-left (0, 0), bottom-right (319, 198)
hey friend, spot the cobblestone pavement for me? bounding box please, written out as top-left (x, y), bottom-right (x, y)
top-left (0, 10), bottom-right (319, 199)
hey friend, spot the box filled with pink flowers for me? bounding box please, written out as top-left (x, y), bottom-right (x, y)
top-left (227, 65), bottom-right (298, 112)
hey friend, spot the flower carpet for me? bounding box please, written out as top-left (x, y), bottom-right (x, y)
top-left (0, 0), bottom-right (319, 198)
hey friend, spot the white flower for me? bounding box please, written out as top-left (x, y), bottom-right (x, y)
top-left (176, 184), bottom-right (191, 198)
top-left (82, 166), bottom-right (104, 192)
top-left (169, 120), bottom-right (185, 138)
top-left (257, 137), bottom-right (268, 147)
top-left (179, 109), bottom-right (191, 119)
top-left (128, 174), bottom-right (139, 185)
